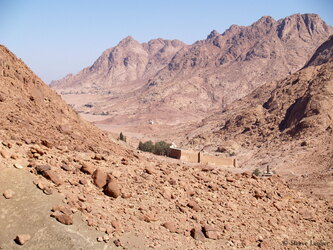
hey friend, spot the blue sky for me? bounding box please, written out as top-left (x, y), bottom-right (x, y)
top-left (1, 0), bottom-right (332, 83)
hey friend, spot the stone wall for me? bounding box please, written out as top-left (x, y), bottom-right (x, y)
top-left (169, 148), bottom-right (199, 163)
top-left (180, 149), bottom-right (199, 163)
top-left (199, 152), bottom-right (236, 167)
top-left (169, 148), bottom-right (236, 167)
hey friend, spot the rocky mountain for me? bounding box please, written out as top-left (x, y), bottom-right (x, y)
top-left (50, 37), bottom-right (186, 92)
top-left (1, 45), bottom-right (333, 249)
top-left (51, 14), bottom-right (333, 135)
top-left (0, 45), bottom-right (126, 154)
top-left (182, 35), bottom-right (333, 200)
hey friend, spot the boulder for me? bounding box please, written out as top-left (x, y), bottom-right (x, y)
top-left (190, 227), bottom-right (205, 241)
top-left (35, 165), bottom-right (51, 174)
top-left (144, 166), bottom-right (155, 174)
top-left (92, 168), bottom-right (107, 188)
top-left (15, 234), bottom-right (31, 245)
top-left (202, 225), bottom-right (219, 239)
top-left (51, 211), bottom-right (73, 225)
top-left (187, 200), bottom-right (200, 212)
top-left (80, 163), bottom-right (95, 175)
top-left (162, 222), bottom-right (177, 233)
top-left (42, 170), bottom-right (63, 186)
top-left (104, 176), bottom-right (121, 198)
top-left (3, 189), bottom-right (15, 199)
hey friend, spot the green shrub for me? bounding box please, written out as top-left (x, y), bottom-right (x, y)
top-left (138, 140), bottom-right (171, 156)
top-left (252, 168), bottom-right (261, 176)
top-left (138, 140), bottom-right (154, 152)
top-left (154, 141), bottom-right (171, 156)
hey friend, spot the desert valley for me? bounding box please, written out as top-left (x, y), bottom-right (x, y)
top-left (1, 12), bottom-right (333, 249)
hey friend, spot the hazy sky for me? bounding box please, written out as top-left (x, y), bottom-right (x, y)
top-left (1, 0), bottom-right (332, 83)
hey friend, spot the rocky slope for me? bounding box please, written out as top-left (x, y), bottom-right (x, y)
top-left (0, 45), bottom-right (129, 155)
top-left (1, 45), bottom-right (332, 249)
top-left (51, 14), bottom-right (333, 133)
top-left (182, 35), bottom-right (333, 200)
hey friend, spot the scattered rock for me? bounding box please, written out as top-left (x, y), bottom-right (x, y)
top-left (104, 175), bottom-right (121, 198)
top-left (92, 168), bottom-right (107, 188)
top-left (162, 222), bottom-right (177, 233)
top-left (201, 165), bottom-right (214, 172)
top-left (102, 235), bottom-right (110, 242)
top-left (81, 163), bottom-right (95, 175)
top-left (43, 187), bottom-right (53, 195)
top-left (144, 165), bottom-right (155, 174)
top-left (187, 200), bottom-right (200, 212)
top-left (190, 227), bottom-right (205, 241)
top-left (41, 139), bottom-right (53, 148)
top-left (121, 158), bottom-right (129, 165)
top-left (52, 205), bottom-right (72, 215)
top-left (254, 190), bottom-right (265, 199)
top-left (111, 220), bottom-right (122, 232)
top-left (226, 176), bottom-right (235, 182)
top-left (93, 154), bottom-right (105, 161)
top-left (14, 234), bottom-right (31, 245)
top-left (113, 239), bottom-right (121, 247)
top-left (42, 170), bottom-right (63, 186)
top-left (0, 150), bottom-right (9, 159)
top-left (79, 178), bottom-right (88, 185)
top-left (13, 163), bottom-right (23, 169)
top-left (35, 164), bottom-right (51, 174)
top-left (61, 165), bottom-right (72, 171)
top-left (202, 225), bottom-right (219, 239)
top-left (51, 211), bottom-right (73, 225)
top-left (3, 189), bottom-right (15, 199)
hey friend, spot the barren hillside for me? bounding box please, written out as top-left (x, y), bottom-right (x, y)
top-left (182, 35), bottom-right (333, 201)
top-left (1, 45), bottom-right (332, 249)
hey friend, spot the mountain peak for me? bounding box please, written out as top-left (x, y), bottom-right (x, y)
top-left (207, 30), bottom-right (220, 39)
top-left (256, 15), bottom-right (276, 24)
top-left (118, 36), bottom-right (138, 46)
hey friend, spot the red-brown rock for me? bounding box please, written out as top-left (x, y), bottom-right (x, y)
top-left (80, 163), bottom-right (95, 175)
top-left (92, 168), bottom-right (107, 188)
top-left (51, 211), bottom-right (73, 225)
top-left (162, 222), bottom-right (177, 233)
top-left (15, 234), bottom-right (31, 245)
top-left (42, 170), bottom-right (63, 186)
top-left (190, 227), bottom-right (205, 241)
top-left (187, 200), bottom-right (200, 212)
top-left (104, 177), bottom-right (121, 198)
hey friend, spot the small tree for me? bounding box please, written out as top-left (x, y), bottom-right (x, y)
top-left (138, 140), bottom-right (171, 156)
top-left (252, 168), bottom-right (261, 176)
top-left (119, 132), bottom-right (126, 142)
top-left (154, 141), bottom-right (171, 156)
top-left (138, 140), bottom-right (154, 152)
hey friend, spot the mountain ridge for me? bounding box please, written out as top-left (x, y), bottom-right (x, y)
top-left (50, 13), bottom-right (333, 141)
